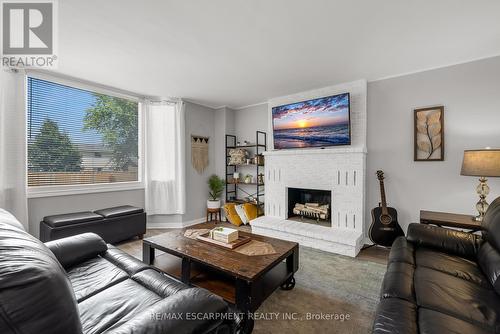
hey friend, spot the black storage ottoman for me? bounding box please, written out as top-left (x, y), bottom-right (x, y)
top-left (40, 205), bottom-right (146, 244)
top-left (94, 206), bottom-right (146, 244)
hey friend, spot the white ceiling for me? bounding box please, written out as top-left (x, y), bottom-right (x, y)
top-left (57, 0), bottom-right (500, 109)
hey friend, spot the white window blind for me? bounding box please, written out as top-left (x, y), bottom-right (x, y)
top-left (27, 77), bottom-right (140, 187)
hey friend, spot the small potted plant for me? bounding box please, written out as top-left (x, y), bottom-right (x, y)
top-left (207, 174), bottom-right (225, 209)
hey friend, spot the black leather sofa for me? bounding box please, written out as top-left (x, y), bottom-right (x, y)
top-left (0, 221), bottom-right (234, 334)
top-left (372, 197), bottom-right (500, 333)
top-left (39, 205), bottom-right (146, 244)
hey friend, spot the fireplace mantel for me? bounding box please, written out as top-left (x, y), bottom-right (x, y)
top-left (263, 147), bottom-right (367, 156)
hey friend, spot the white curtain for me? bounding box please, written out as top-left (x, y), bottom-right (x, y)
top-left (0, 69), bottom-right (28, 230)
top-left (145, 100), bottom-right (186, 215)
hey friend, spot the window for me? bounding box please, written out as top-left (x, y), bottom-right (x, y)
top-left (27, 77), bottom-right (140, 189)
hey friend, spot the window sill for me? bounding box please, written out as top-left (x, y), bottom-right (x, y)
top-left (27, 181), bottom-right (145, 198)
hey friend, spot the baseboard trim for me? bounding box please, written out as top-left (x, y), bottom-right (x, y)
top-left (147, 217), bottom-right (205, 229)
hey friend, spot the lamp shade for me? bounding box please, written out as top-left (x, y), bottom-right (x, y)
top-left (461, 149), bottom-right (500, 177)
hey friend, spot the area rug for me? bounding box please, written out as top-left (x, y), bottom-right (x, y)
top-left (252, 246), bottom-right (385, 334)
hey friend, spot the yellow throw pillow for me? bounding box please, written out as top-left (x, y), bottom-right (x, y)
top-left (242, 203), bottom-right (258, 221)
top-left (224, 203), bottom-right (243, 226)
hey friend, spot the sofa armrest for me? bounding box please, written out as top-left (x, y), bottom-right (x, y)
top-left (106, 288), bottom-right (233, 334)
top-left (45, 233), bottom-right (107, 269)
top-left (407, 223), bottom-right (482, 260)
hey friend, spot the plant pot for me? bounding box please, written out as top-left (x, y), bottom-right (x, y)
top-left (207, 199), bottom-right (221, 209)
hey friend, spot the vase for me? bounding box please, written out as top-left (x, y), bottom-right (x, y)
top-left (207, 199), bottom-right (221, 209)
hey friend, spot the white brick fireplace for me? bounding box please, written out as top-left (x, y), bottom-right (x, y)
top-left (250, 80), bottom-right (367, 257)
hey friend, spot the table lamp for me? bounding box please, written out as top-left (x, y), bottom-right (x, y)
top-left (461, 149), bottom-right (500, 221)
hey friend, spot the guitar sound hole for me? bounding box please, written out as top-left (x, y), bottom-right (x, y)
top-left (380, 214), bottom-right (393, 225)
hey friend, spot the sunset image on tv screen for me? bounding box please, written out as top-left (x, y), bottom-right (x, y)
top-left (272, 93), bottom-right (350, 149)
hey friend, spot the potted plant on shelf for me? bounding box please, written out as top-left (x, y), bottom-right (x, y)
top-left (207, 174), bottom-right (225, 209)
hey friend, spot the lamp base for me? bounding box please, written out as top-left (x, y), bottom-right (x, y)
top-left (474, 177), bottom-right (490, 222)
top-left (473, 214), bottom-right (484, 222)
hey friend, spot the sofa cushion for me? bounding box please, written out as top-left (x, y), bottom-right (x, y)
top-left (419, 308), bottom-right (492, 334)
top-left (372, 298), bottom-right (417, 334)
top-left (103, 245), bottom-right (150, 275)
top-left (388, 236), bottom-right (415, 265)
top-left (78, 278), bottom-right (163, 334)
top-left (43, 211), bottom-right (103, 227)
top-left (416, 248), bottom-right (490, 288)
top-left (0, 222), bottom-right (82, 334)
top-left (104, 288), bottom-right (230, 334)
top-left (481, 196), bottom-right (500, 251)
top-left (414, 267), bottom-right (500, 330)
top-left (46, 233), bottom-right (108, 269)
top-left (68, 257), bottom-right (129, 302)
top-left (132, 269), bottom-right (187, 298)
top-left (477, 242), bottom-right (500, 295)
top-left (94, 205), bottom-right (144, 219)
top-left (407, 223), bottom-right (481, 260)
top-left (380, 262), bottom-right (415, 303)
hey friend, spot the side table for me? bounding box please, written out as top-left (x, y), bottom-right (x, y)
top-left (206, 208), bottom-right (221, 223)
top-left (420, 210), bottom-right (482, 233)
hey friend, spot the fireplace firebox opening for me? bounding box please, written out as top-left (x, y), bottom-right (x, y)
top-left (287, 187), bottom-right (332, 227)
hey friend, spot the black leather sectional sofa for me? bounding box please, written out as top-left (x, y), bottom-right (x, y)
top-left (0, 221), bottom-right (234, 334)
top-left (373, 197), bottom-right (500, 333)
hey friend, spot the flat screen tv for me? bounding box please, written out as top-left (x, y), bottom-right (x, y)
top-left (272, 92), bottom-right (351, 149)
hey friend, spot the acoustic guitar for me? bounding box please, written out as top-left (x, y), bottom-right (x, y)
top-left (369, 170), bottom-right (404, 247)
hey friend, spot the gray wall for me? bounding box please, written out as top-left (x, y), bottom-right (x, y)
top-left (233, 56), bottom-right (500, 232)
top-left (214, 107), bottom-right (235, 179)
top-left (182, 101), bottom-right (216, 221)
top-left (234, 104), bottom-right (269, 146)
top-left (367, 56), bottom-right (500, 231)
top-left (28, 189), bottom-right (144, 237)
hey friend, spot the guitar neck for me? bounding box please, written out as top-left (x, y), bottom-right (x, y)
top-left (379, 180), bottom-right (388, 214)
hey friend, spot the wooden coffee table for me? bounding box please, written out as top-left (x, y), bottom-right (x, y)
top-left (142, 222), bottom-right (299, 333)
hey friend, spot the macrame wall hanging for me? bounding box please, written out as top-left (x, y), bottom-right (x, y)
top-left (191, 135), bottom-right (209, 174)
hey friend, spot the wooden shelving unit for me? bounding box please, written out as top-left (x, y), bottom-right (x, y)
top-left (225, 131), bottom-right (266, 212)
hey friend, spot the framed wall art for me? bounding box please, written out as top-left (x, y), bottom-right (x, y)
top-left (414, 106), bottom-right (444, 161)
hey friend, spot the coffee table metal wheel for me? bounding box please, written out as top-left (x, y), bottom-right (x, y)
top-left (280, 275), bottom-right (295, 290)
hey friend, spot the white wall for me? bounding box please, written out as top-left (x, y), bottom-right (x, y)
top-left (233, 56), bottom-right (500, 232)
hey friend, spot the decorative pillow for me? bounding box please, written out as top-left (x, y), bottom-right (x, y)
top-left (243, 203), bottom-right (258, 221)
top-left (223, 203), bottom-right (243, 226)
top-left (228, 149), bottom-right (247, 165)
top-left (235, 204), bottom-right (249, 225)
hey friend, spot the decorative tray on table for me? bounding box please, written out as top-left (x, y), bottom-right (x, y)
top-left (196, 227), bottom-right (251, 249)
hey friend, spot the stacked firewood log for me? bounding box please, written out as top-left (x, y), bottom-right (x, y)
top-left (293, 203), bottom-right (330, 221)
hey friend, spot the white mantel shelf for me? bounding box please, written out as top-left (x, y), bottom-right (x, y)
top-left (263, 146), bottom-right (367, 156)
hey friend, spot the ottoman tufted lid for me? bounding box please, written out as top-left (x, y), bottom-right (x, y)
top-left (94, 205), bottom-right (144, 218)
top-left (43, 211), bottom-right (103, 228)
